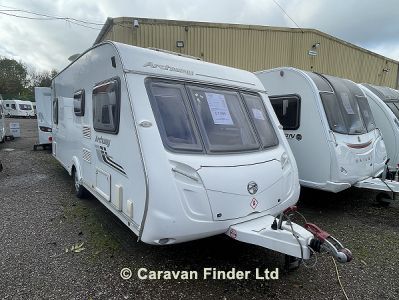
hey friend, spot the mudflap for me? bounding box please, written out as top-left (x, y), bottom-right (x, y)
top-left (226, 215), bottom-right (313, 259)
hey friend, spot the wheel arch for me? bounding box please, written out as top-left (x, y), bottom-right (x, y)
top-left (70, 156), bottom-right (82, 181)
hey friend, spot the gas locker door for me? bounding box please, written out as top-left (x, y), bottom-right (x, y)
top-left (197, 159), bottom-right (284, 221)
top-left (95, 168), bottom-right (111, 201)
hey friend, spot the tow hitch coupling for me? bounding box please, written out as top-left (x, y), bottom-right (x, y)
top-left (305, 223), bottom-right (353, 263)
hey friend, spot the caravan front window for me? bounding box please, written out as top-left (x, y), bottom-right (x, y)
top-left (356, 97), bottom-right (375, 132)
top-left (147, 79), bottom-right (279, 153)
top-left (93, 78), bottom-right (120, 134)
top-left (243, 93), bottom-right (279, 148)
top-left (320, 93), bottom-right (347, 134)
top-left (386, 102), bottom-right (399, 119)
top-left (320, 75), bottom-right (373, 135)
top-left (148, 82), bottom-right (203, 152)
top-left (188, 86), bottom-right (259, 152)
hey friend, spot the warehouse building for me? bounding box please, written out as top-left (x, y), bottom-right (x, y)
top-left (94, 17), bottom-right (399, 88)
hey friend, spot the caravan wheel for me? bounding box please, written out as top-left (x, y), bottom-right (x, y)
top-left (375, 192), bottom-right (392, 207)
top-left (73, 169), bottom-right (87, 198)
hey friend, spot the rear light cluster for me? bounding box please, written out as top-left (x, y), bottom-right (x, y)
top-left (39, 126), bottom-right (52, 132)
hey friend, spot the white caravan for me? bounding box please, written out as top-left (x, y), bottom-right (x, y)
top-left (360, 84), bottom-right (399, 174)
top-left (3, 99), bottom-right (35, 118)
top-left (256, 67), bottom-right (391, 193)
top-left (52, 42), bottom-right (351, 265)
top-left (34, 87), bottom-right (53, 148)
top-left (0, 96), bottom-right (5, 143)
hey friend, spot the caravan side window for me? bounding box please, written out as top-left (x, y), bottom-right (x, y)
top-left (11, 104), bottom-right (16, 110)
top-left (269, 95), bottom-right (301, 130)
top-left (73, 89), bottom-right (85, 116)
top-left (53, 98), bottom-right (58, 124)
top-left (92, 78), bottom-right (121, 134)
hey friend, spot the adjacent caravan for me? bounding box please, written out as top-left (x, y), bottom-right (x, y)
top-left (359, 84), bottom-right (399, 174)
top-left (52, 42), bottom-right (351, 265)
top-left (256, 67), bottom-right (389, 193)
top-left (34, 87), bottom-right (52, 149)
top-left (3, 100), bottom-right (35, 118)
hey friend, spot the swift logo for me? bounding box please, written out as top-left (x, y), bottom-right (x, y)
top-left (143, 62), bottom-right (194, 76)
top-left (95, 136), bottom-right (111, 147)
top-left (247, 181), bottom-right (258, 195)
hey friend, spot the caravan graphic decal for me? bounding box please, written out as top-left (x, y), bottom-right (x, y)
top-left (95, 145), bottom-right (127, 176)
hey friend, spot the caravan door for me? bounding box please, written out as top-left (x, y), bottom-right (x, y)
top-left (35, 87), bottom-right (52, 145)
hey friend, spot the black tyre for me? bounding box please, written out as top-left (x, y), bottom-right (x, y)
top-left (375, 192), bottom-right (392, 207)
top-left (73, 168), bottom-right (87, 198)
top-left (284, 255), bottom-right (302, 272)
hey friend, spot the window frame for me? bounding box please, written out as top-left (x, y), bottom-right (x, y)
top-left (319, 74), bottom-right (371, 135)
top-left (386, 101), bottom-right (399, 119)
top-left (73, 89), bottom-right (85, 117)
top-left (92, 77), bottom-right (121, 135)
top-left (186, 84), bottom-right (261, 153)
top-left (145, 78), bottom-right (279, 154)
top-left (145, 79), bottom-right (205, 153)
top-left (269, 94), bottom-right (301, 130)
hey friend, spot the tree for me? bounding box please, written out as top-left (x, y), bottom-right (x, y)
top-left (0, 56), bottom-right (57, 101)
top-left (0, 57), bottom-right (29, 99)
top-left (31, 69), bottom-right (58, 88)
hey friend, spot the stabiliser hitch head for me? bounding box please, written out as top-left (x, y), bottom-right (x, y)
top-left (305, 223), bottom-right (353, 263)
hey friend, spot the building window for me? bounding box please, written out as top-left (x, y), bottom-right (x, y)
top-left (73, 89), bottom-right (85, 116)
top-left (92, 78), bottom-right (121, 134)
top-left (270, 95), bottom-right (301, 130)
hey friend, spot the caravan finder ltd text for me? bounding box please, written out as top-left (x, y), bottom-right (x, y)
top-left (120, 267), bottom-right (279, 281)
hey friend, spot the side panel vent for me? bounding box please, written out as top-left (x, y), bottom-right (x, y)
top-left (82, 148), bottom-right (91, 163)
top-left (82, 126), bottom-right (91, 139)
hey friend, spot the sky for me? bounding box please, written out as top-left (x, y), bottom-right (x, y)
top-left (0, 0), bottom-right (398, 73)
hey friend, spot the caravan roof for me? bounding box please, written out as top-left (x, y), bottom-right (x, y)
top-left (362, 84), bottom-right (399, 102)
top-left (57, 41), bottom-right (265, 92)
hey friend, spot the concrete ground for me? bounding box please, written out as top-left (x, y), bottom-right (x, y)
top-left (0, 118), bottom-right (398, 299)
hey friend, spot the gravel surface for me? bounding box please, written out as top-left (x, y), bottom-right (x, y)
top-left (0, 118), bottom-right (398, 299)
